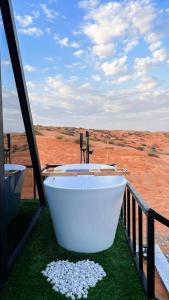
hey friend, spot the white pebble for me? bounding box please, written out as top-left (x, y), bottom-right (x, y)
top-left (41, 259), bottom-right (106, 299)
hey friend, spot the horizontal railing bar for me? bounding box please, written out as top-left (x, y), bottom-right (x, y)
top-left (25, 165), bottom-right (33, 168)
top-left (127, 182), bottom-right (150, 214)
top-left (45, 164), bottom-right (62, 168)
top-left (153, 211), bottom-right (169, 227)
top-left (41, 166), bottom-right (48, 172)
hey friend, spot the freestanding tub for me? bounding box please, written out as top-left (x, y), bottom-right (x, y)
top-left (5, 164), bottom-right (26, 224)
top-left (44, 164), bottom-right (127, 253)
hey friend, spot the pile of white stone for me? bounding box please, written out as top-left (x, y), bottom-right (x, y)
top-left (41, 259), bottom-right (106, 299)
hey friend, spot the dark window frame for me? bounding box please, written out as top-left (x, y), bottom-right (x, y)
top-left (0, 0), bottom-right (46, 286)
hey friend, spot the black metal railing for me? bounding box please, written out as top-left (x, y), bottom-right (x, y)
top-left (122, 182), bottom-right (169, 299)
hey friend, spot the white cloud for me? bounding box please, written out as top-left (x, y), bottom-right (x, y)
top-left (149, 41), bottom-right (162, 52)
top-left (58, 37), bottom-right (69, 47)
top-left (32, 10), bottom-right (40, 19)
top-left (78, 0), bottom-right (99, 10)
top-left (92, 43), bottom-right (115, 58)
top-left (28, 76), bottom-right (169, 131)
top-left (83, 15), bottom-right (127, 45)
top-left (54, 35), bottom-right (80, 49)
top-left (153, 48), bottom-right (168, 62)
top-left (73, 49), bottom-right (84, 57)
top-left (24, 64), bottom-right (37, 72)
top-left (145, 32), bottom-right (161, 44)
top-left (92, 75), bottom-right (101, 81)
top-left (16, 15), bottom-right (33, 27)
top-left (70, 42), bottom-right (80, 49)
top-left (112, 74), bottom-right (133, 84)
top-left (46, 27), bottom-right (52, 34)
top-left (129, 1), bottom-right (156, 35)
top-left (165, 8), bottom-right (169, 15)
top-left (19, 27), bottom-right (43, 37)
top-left (79, 82), bottom-right (91, 89)
top-left (79, 0), bottom-right (164, 66)
top-left (72, 30), bottom-right (82, 36)
top-left (81, 0), bottom-right (157, 44)
top-left (134, 56), bottom-right (157, 76)
top-left (124, 39), bottom-right (139, 53)
top-left (2, 60), bottom-right (10, 66)
top-left (101, 56), bottom-right (127, 76)
top-left (41, 4), bottom-right (58, 19)
top-left (46, 77), bottom-right (75, 99)
top-left (26, 81), bottom-right (37, 89)
top-left (137, 77), bottom-right (158, 92)
top-left (44, 57), bottom-right (54, 61)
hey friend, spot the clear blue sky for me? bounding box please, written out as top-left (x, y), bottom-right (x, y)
top-left (2, 0), bottom-right (169, 131)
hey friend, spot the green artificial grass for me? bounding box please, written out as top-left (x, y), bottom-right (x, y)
top-left (0, 207), bottom-right (146, 300)
top-left (7, 201), bottom-right (39, 256)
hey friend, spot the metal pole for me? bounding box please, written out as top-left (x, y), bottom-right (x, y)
top-left (80, 133), bottom-right (83, 164)
top-left (138, 206), bottom-right (143, 271)
top-left (7, 133), bottom-right (11, 163)
top-left (147, 209), bottom-right (155, 298)
top-left (0, 50), bottom-right (8, 284)
top-left (86, 130), bottom-right (89, 164)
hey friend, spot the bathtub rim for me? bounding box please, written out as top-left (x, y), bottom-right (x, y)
top-left (4, 164), bottom-right (26, 172)
top-left (44, 175), bottom-right (127, 191)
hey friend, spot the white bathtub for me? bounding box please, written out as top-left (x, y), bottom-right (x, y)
top-left (44, 165), bottom-right (126, 253)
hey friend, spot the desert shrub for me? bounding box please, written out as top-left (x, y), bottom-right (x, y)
top-left (136, 146), bottom-right (145, 151)
top-left (134, 131), bottom-right (144, 137)
top-left (63, 131), bottom-right (75, 136)
top-left (74, 138), bottom-right (80, 144)
top-left (148, 150), bottom-right (159, 158)
top-left (109, 140), bottom-right (126, 147)
top-left (115, 137), bottom-right (124, 141)
top-left (57, 135), bottom-right (63, 139)
top-left (34, 128), bottom-right (43, 136)
top-left (164, 132), bottom-right (169, 138)
top-left (161, 151), bottom-right (169, 155)
top-left (90, 136), bottom-right (98, 141)
top-left (127, 132), bottom-right (134, 136)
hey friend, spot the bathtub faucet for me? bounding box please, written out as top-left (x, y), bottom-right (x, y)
top-left (80, 131), bottom-right (93, 164)
top-left (86, 130), bottom-right (90, 164)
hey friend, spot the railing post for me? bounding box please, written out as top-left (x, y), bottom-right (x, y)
top-left (138, 206), bottom-right (143, 271)
top-left (127, 189), bottom-right (130, 238)
top-left (33, 168), bottom-right (36, 199)
top-left (123, 189), bottom-right (126, 228)
top-left (147, 209), bottom-right (155, 298)
top-left (132, 196), bottom-right (136, 254)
